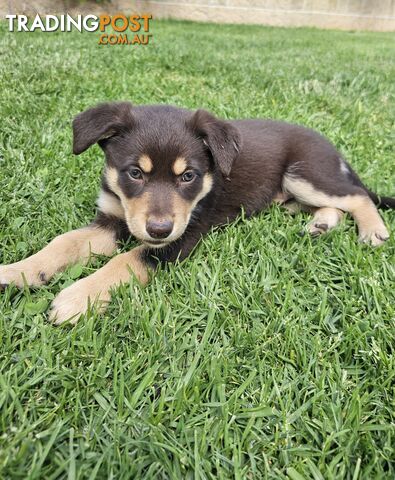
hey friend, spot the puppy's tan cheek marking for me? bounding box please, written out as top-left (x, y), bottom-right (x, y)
top-left (172, 173), bottom-right (214, 230)
top-left (124, 192), bottom-right (150, 220)
top-left (173, 195), bottom-right (191, 222)
top-left (193, 173), bottom-right (213, 207)
top-left (97, 190), bottom-right (125, 219)
top-left (138, 154), bottom-right (153, 173)
top-left (106, 167), bottom-right (148, 234)
top-left (173, 157), bottom-right (187, 176)
top-left (106, 166), bottom-right (149, 218)
top-left (122, 192), bottom-right (151, 238)
top-left (106, 167), bottom-right (124, 199)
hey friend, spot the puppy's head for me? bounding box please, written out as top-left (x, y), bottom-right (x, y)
top-left (73, 102), bottom-right (241, 247)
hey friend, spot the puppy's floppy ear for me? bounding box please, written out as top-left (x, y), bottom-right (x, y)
top-left (188, 109), bottom-right (241, 177)
top-left (72, 101), bottom-right (134, 155)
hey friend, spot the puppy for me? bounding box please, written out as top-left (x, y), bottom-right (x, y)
top-left (0, 102), bottom-right (393, 324)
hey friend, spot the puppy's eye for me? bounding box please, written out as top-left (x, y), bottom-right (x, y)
top-left (181, 171), bottom-right (195, 183)
top-left (128, 168), bottom-right (142, 180)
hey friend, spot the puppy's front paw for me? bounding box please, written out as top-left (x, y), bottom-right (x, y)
top-left (0, 261), bottom-right (45, 289)
top-left (49, 277), bottom-right (110, 325)
top-left (359, 225), bottom-right (390, 247)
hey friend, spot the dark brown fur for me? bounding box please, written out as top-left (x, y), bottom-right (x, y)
top-left (0, 101), bottom-right (393, 324)
top-left (72, 102), bottom-right (393, 263)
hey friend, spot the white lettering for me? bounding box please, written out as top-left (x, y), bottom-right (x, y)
top-left (5, 15), bottom-right (17, 32)
top-left (83, 15), bottom-right (99, 32)
top-left (66, 14), bottom-right (82, 32)
top-left (46, 15), bottom-right (59, 32)
top-left (17, 15), bottom-right (28, 32)
top-left (30, 14), bottom-right (45, 31)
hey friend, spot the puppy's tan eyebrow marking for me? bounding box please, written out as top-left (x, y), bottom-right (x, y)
top-left (138, 154), bottom-right (153, 173)
top-left (173, 157), bottom-right (187, 176)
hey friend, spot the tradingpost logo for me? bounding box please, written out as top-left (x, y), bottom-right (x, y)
top-left (5, 14), bottom-right (153, 45)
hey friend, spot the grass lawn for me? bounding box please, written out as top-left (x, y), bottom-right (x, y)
top-left (0, 19), bottom-right (394, 479)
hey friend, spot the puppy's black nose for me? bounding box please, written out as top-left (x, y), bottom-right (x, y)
top-left (146, 219), bottom-right (174, 239)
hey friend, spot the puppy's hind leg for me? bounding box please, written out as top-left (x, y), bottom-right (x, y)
top-left (274, 189), bottom-right (344, 236)
top-left (341, 194), bottom-right (389, 246)
top-left (283, 176), bottom-right (389, 246)
top-left (307, 207), bottom-right (344, 236)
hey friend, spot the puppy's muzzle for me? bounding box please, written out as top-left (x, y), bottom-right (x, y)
top-left (146, 218), bottom-right (174, 239)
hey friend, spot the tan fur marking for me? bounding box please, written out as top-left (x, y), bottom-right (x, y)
top-left (273, 191), bottom-right (315, 214)
top-left (50, 246), bottom-right (149, 324)
top-left (105, 170), bottom-right (166, 245)
top-left (106, 167), bottom-right (145, 236)
top-left (138, 154), bottom-right (153, 173)
top-left (173, 157), bottom-right (187, 176)
top-left (123, 192), bottom-right (152, 241)
top-left (346, 196), bottom-right (389, 245)
top-left (106, 167), bottom-right (123, 198)
top-left (172, 173), bottom-right (213, 219)
top-left (273, 192), bottom-right (292, 204)
top-left (307, 207), bottom-right (344, 235)
top-left (283, 176), bottom-right (333, 207)
top-left (193, 173), bottom-right (214, 208)
top-left (106, 167), bottom-right (148, 232)
top-left (172, 194), bottom-right (190, 224)
top-left (170, 173), bottom-right (213, 243)
top-left (0, 227), bottom-right (116, 288)
top-left (114, 170), bottom-right (213, 246)
top-left (283, 176), bottom-right (389, 245)
top-left (97, 190), bottom-right (125, 219)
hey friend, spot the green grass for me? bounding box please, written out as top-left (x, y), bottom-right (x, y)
top-left (0, 19), bottom-right (395, 479)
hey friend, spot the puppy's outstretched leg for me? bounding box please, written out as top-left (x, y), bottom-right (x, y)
top-left (0, 223), bottom-right (117, 288)
top-left (50, 245), bottom-right (149, 325)
top-left (50, 223), bottom-right (210, 325)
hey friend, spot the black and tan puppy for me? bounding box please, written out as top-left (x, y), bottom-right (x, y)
top-left (0, 102), bottom-right (393, 324)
